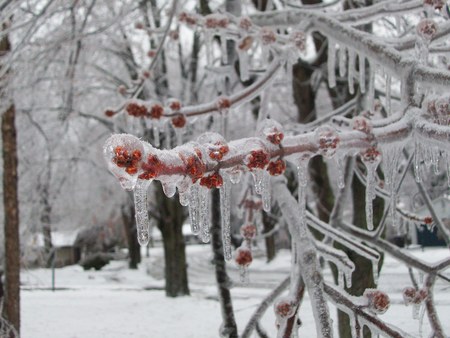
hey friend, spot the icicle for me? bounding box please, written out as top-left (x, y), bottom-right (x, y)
top-left (261, 171), bottom-right (271, 212)
top-left (327, 41), bottom-right (336, 88)
top-left (174, 127), bottom-right (183, 146)
top-left (335, 153), bottom-right (346, 189)
top-left (163, 120), bottom-right (171, 149)
top-left (188, 184), bottom-right (201, 234)
top-left (345, 270), bottom-right (352, 289)
top-left (359, 54), bottom-right (366, 94)
top-left (338, 45), bottom-right (347, 78)
top-left (199, 186), bottom-right (211, 243)
top-left (412, 303), bottom-right (420, 320)
top-left (414, 140), bottom-right (423, 183)
top-left (220, 176), bottom-right (232, 260)
top-left (371, 258), bottom-right (379, 285)
top-left (349, 314), bottom-right (359, 338)
top-left (162, 182), bottom-right (177, 198)
top-left (179, 190), bottom-right (189, 206)
top-left (239, 266), bottom-right (249, 284)
top-left (365, 162), bottom-right (377, 231)
top-left (382, 145), bottom-right (401, 226)
top-left (220, 31), bottom-right (228, 64)
top-left (153, 123), bottom-right (160, 147)
top-left (338, 270), bottom-right (344, 288)
top-left (134, 179), bottom-right (152, 246)
top-left (348, 49), bottom-right (356, 95)
top-left (297, 158), bottom-right (309, 235)
top-left (205, 29), bottom-right (213, 66)
top-left (251, 168), bottom-right (264, 195)
top-left (385, 74), bottom-right (392, 115)
top-left (238, 49), bottom-right (249, 82)
top-left (368, 62), bottom-right (376, 111)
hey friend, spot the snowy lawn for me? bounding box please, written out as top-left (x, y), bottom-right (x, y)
top-left (21, 245), bottom-right (450, 337)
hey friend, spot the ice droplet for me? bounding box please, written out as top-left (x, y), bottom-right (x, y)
top-left (134, 179), bottom-right (152, 246)
top-left (188, 184), bottom-right (201, 235)
top-left (220, 175), bottom-right (232, 260)
top-left (199, 186), bottom-right (211, 243)
top-left (327, 41), bottom-right (336, 88)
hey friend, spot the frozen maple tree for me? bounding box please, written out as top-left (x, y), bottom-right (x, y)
top-left (103, 0), bottom-right (450, 337)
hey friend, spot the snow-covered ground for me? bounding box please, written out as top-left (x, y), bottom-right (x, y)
top-left (21, 245), bottom-right (450, 337)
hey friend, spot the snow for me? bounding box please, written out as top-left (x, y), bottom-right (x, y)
top-left (21, 246), bottom-right (450, 337)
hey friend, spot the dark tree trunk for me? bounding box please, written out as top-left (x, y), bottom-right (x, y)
top-left (1, 27), bottom-right (20, 334)
top-left (1, 103), bottom-right (20, 334)
top-left (156, 184), bottom-right (189, 297)
top-left (121, 199), bottom-right (141, 269)
top-left (211, 189), bottom-right (238, 338)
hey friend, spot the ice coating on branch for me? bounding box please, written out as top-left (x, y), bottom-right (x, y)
top-left (328, 41), bottom-right (337, 88)
top-left (220, 174), bottom-right (232, 260)
top-left (297, 157), bottom-right (310, 233)
top-left (199, 186), bottom-right (211, 243)
top-left (188, 184), bottom-right (201, 235)
top-left (360, 147), bottom-right (381, 231)
top-left (348, 49), bottom-right (356, 95)
top-left (103, 134), bottom-right (145, 191)
top-left (134, 179), bottom-right (152, 246)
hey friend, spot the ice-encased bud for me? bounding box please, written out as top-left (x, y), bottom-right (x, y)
top-left (315, 125), bottom-right (340, 158)
top-left (197, 132), bottom-right (229, 161)
top-left (416, 19), bottom-right (438, 41)
top-left (274, 296), bottom-right (296, 318)
top-left (364, 289), bottom-right (390, 314)
top-left (257, 119), bottom-right (284, 146)
top-left (104, 134), bottom-right (145, 190)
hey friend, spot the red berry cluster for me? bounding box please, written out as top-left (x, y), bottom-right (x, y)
top-left (274, 298), bottom-right (295, 318)
top-left (424, 216), bottom-right (433, 225)
top-left (318, 129), bottom-right (340, 157)
top-left (424, 0), bottom-right (445, 10)
top-left (171, 115), bottom-right (186, 128)
top-left (147, 50), bottom-right (156, 58)
top-left (209, 142), bottom-right (229, 161)
top-left (139, 154), bottom-right (162, 180)
top-left (200, 172), bottom-right (223, 189)
top-left (150, 103), bottom-right (164, 119)
top-left (180, 150), bottom-right (206, 183)
top-left (104, 110), bottom-right (116, 117)
top-left (352, 117), bottom-right (372, 134)
top-left (260, 27), bottom-right (276, 45)
top-left (364, 289), bottom-right (390, 314)
top-left (266, 130), bottom-right (284, 145)
top-left (403, 287), bottom-right (428, 305)
top-left (246, 150), bottom-right (270, 170)
top-left (113, 147), bottom-right (142, 175)
top-left (168, 99), bottom-right (182, 111)
top-left (361, 146), bottom-right (381, 163)
top-left (290, 31), bottom-right (306, 51)
top-left (416, 19), bottom-right (438, 40)
top-left (235, 246), bottom-right (253, 267)
top-left (238, 36), bottom-right (254, 51)
top-left (239, 17), bottom-right (252, 31)
top-left (178, 12), bottom-right (198, 26)
top-left (240, 223), bottom-right (257, 240)
top-left (216, 96), bottom-right (231, 111)
top-left (267, 159), bottom-right (286, 176)
top-left (204, 14), bottom-right (229, 29)
top-left (126, 102), bottom-right (148, 118)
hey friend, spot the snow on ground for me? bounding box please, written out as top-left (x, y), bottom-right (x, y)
top-left (21, 245), bottom-right (450, 337)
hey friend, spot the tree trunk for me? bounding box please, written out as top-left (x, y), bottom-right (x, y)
top-left (211, 189), bottom-right (238, 338)
top-left (1, 103), bottom-right (20, 334)
top-left (1, 26), bottom-right (20, 334)
top-left (121, 199), bottom-right (141, 269)
top-left (156, 184), bottom-right (189, 297)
